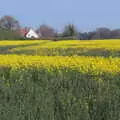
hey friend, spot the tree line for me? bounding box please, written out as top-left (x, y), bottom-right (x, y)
top-left (0, 15), bottom-right (120, 40)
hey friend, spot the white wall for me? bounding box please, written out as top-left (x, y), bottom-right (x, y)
top-left (26, 29), bottom-right (39, 39)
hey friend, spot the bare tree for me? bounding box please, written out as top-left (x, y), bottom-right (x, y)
top-left (111, 29), bottom-right (120, 39)
top-left (92, 27), bottom-right (111, 39)
top-left (36, 24), bottom-right (55, 38)
top-left (0, 15), bottom-right (20, 30)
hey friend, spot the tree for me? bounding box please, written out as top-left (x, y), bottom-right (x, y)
top-left (0, 15), bottom-right (20, 30)
top-left (62, 24), bottom-right (78, 38)
top-left (36, 24), bottom-right (55, 38)
top-left (110, 29), bottom-right (120, 39)
top-left (92, 27), bottom-right (111, 39)
top-left (87, 31), bottom-right (96, 40)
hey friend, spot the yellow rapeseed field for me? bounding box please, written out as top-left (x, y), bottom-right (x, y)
top-left (0, 40), bottom-right (120, 56)
top-left (0, 55), bottom-right (119, 73)
top-left (0, 40), bottom-right (120, 120)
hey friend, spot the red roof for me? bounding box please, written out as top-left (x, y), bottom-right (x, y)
top-left (19, 28), bottom-right (29, 37)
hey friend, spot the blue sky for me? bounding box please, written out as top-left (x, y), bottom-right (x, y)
top-left (0, 0), bottom-right (120, 32)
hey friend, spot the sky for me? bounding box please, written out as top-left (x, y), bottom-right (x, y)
top-left (0, 0), bottom-right (120, 32)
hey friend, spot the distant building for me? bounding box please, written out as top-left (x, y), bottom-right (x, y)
top-left (26, 29), bottom-right (39, 39)
top-left (19, 28), bottom-right (39, 39)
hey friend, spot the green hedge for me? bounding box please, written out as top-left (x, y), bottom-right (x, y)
top-left (0, 29), bottom-right (23, 40)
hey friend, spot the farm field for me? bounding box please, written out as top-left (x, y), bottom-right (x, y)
top-left (0, 40), bottom-right (120, 120)
top-left (0, 40), bottom-right (120, 57)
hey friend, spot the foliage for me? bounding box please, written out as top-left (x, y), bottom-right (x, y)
top-left (62, 24), bottom-right (78, 38)
top-left (36, 24), bottom-right (56, 37)
top-left (0, 15), bottom-right (20, 30)
top-left (1, 15), bottom-right (120, 40)
top-left (0, 29), bottom-right (23, 40)
top-left (0, 16), bottom-right (23, 40)
top-left (79, 28), bottom-right (120, 40)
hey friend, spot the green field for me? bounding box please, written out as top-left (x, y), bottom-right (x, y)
top-left (0, 40), bottom-right (120, 120)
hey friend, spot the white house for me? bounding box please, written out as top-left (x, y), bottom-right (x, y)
top-left (25, 29), bottom-right (39, 39)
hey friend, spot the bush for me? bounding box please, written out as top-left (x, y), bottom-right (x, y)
top-left (0, 29), bottom-right (23, 40)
